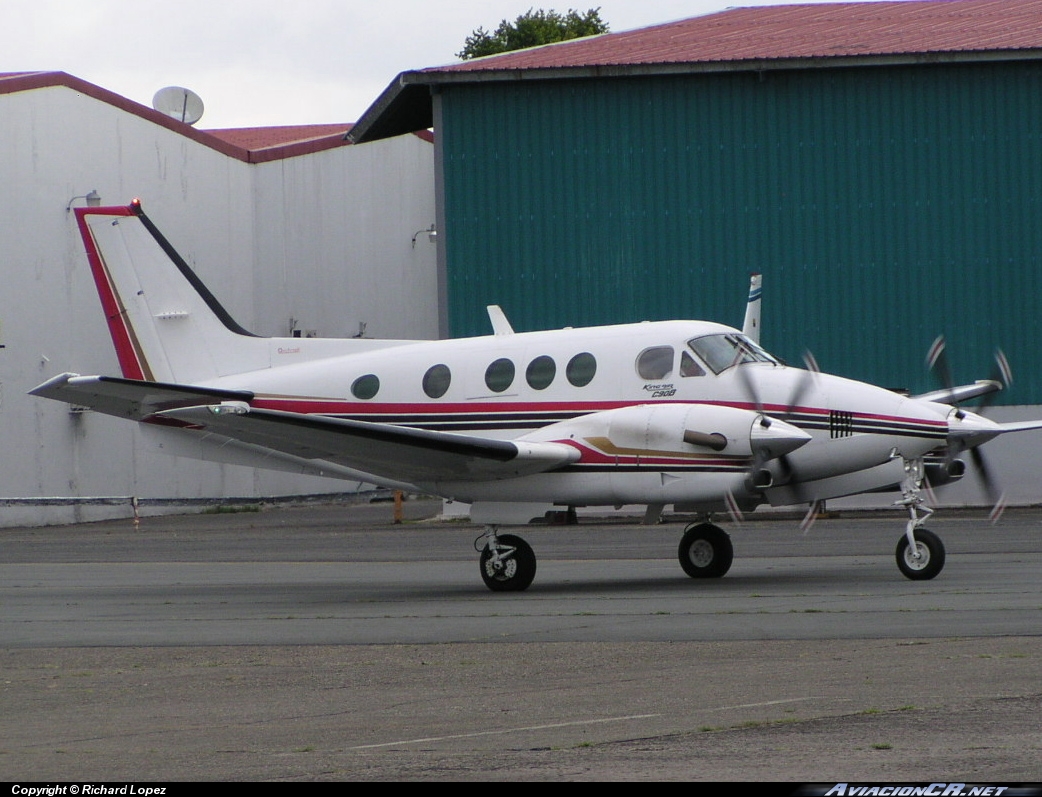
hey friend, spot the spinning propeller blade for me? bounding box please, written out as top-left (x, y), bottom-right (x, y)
top-left (970, 447), bottom-right (1007, 524)
top-left (734, 351), bottom-right (820, 499)
top-left (799, 500), bottom-right (822, 534)
top-left (926, 335), bottom-right (955, 403)
top-left (927, 336), bottom-right (1011, 522)
top-left (724, 490), bottom-right (744, 526)
top-left (974, 348), bottom-right (1012, 415)
top-left (785, 351), bottom-right (820, 415)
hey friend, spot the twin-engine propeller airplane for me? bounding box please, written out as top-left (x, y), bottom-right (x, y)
top-left (32, 201), bottom-right (1042, 591)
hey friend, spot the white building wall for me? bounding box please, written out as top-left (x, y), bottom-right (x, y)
top-left (250, 136), bottom-right (439, 340)
top-left (0, 82), bottom-right (437, 526)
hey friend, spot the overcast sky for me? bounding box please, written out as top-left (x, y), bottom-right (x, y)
top-left (5, 0), bottom-right (853, 129)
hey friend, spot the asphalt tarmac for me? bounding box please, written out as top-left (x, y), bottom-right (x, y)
top-left (1, 499), bottom-right (1040, 781)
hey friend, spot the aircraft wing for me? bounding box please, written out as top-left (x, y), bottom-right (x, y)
top-left (994, 419), bottom-right (1042, 433)
top-left (32, 373), bottom-right (578, 484)
top-left (913, 380), bottom-right (1001, 405)
top-left (159, 405), bottom-right (580, 484)
top-left (30, 373), bottom-right (254, 421)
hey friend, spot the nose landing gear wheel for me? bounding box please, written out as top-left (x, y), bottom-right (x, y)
top-left (480, 533), bottom-right (537, 592)
top-left (678, 522), bottom-right (733, 579)
top-left (895, 527), bottom-right (946, 580)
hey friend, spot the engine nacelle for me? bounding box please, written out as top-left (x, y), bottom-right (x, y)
top-left (439, 404), bottom-right (809, 508)
top-left (924, 457), bottom-right (967, 487)
top-left (519, 402), bottom-right (810, 467)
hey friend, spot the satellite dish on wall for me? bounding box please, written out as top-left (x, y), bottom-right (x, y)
top-left (152, 86), bottom-right (205, 125)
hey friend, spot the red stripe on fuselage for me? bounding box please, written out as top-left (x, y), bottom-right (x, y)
top-left (249, 397), bottom-right (629, 416)
top-left (248, 395), bottom-right (946, 433)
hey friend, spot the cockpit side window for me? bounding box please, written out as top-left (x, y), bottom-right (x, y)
top-left (636, 346), bottom-right (675, 380)
top-left (688, 334), bottom-right (778, 374)
top-left (680, 350), bottom-right (705, 377)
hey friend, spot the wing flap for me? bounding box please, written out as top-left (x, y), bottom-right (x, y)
top-left (30, 373), bottom-right (254, 420)
top-left (159, 405), bottom-right (579, 483)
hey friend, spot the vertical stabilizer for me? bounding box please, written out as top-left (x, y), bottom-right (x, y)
top-left (742, 273), bottom-right (762, 344)
top-left (74, 201), bottom-right (410, 385)
top-left (75, 202), bottom-right (270, 383)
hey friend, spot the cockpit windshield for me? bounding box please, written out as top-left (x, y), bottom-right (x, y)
top-left (688, 333), bottom-right (779, 374)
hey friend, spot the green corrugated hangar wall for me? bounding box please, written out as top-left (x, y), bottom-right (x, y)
top-left (438, 61), bottom-right (1042, 404)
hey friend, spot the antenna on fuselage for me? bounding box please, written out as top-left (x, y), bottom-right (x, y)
top-left (487, 305), bottom-right (514, 335)
top-left (742, 273), bottom-right (762, 344)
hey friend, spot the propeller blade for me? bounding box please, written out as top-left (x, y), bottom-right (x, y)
top-left (734, 360), bottom-right (764, 414)
top-left (923, 471), bottom-right (938, 506)
top-left (926, 335), bottom-right (955, 402)
top-left (976, 348), bottom-right (1012, 415)
top-left (736, 350), bottom-right (820, 494)
top-left (785, 350), bottom-right (820, 414)
top-left (802, 350), bottom-right (820, 374)
top-left (994, 348), bottom-right (1013, 388)
top-left (734, 362), bottom-right (774, 489)
top-left (769, 351), bottom-right (820, 492)
top-left (799, 500), bottom-right (822, 534)
top-left (987, 494), bottom-right (1008, 525)
top-left (970, 447), bottom-right (1006, 524)
top-left (922, 337), bottom-right (1011, 525)
top-left (724, 490), bottom-right (744, 526)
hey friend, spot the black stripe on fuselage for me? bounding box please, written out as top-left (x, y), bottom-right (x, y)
top-left (323, 409), bottom-right (948, 439)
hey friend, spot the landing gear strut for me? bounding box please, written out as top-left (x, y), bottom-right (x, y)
top-left (478, 526), bottom-right (537, 592)
top-left (894, 457), bottom-right (946, 580)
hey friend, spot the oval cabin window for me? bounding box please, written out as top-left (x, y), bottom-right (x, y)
top-left (526, 355), bottom-right (556, 390)
top-left (422, 364), bottom-right (451, 399)
top-left (484, 358), bottom-right (516, 393)
top-left (351, 374), bottom-right (380, 400)
top-left (566, 352), bottom-right (597, 387)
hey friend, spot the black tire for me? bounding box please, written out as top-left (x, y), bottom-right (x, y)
top-left (895, 528), bottom-right (946, 580)
top-left (678, 522), bottom-right (734, 579)
top-left (480, 534), bottom-right (537, 592)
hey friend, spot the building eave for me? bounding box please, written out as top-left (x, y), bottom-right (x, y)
top-left (348, 47), bottom-right (1042, 144)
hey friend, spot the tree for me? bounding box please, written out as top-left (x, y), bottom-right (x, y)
top-left (457, 8), bottom-right (609, 60)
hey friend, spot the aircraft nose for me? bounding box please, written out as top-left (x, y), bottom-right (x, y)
top-left (750, 416), bottom-right (812, 459)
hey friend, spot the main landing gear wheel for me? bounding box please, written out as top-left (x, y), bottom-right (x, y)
top-left (895, 528), bottom-right (946, 581)
top-left (480, 533), bottom-right (537, 592)
top-left (678, 522), bottom-right (734, 579)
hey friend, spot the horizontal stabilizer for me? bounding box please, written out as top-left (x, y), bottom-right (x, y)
top-left (30, 373), bottom-right (253, 421)
top-left (158, 405), bottom-right (579, 485)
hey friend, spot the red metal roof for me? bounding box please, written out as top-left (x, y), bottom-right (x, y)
top-left (351, 0), bottom-right (1042, 143)
top-left (203, 124), bottom-right (357, 163)
top-left (204, 124), bottom-right (353, 150)
top-left (431, 0), bottom-right (1042, 72)
top-left (0, 72), bottom-right (429, 163)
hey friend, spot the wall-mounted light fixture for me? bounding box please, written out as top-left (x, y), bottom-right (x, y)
top-left (411, 223), bottom-right (437, 248)
top-left (66, 190), bottom-right (102, 212)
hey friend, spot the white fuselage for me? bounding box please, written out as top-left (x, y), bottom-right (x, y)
top-left (201, 319), bottom-right (951, 507)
